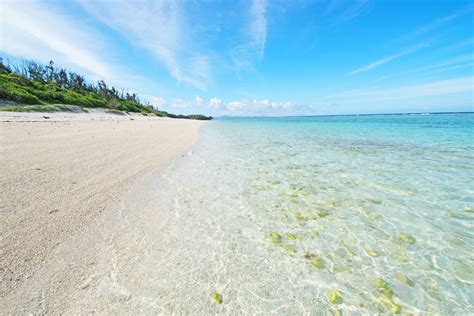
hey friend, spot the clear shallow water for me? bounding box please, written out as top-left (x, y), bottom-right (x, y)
top-left (156, 113), bottom-right (473, 314)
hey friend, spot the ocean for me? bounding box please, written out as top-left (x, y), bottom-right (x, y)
top-left (154, 113), bottom-right (473, 314)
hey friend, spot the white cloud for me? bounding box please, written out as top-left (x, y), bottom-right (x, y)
top-left (77, 0), bottom-right (211, 90)
top-left (149, 95), bottom-right (304, 116)
top-left (155, 96), bottom-right (228, 111)
top-left (271, 101), bottom-right (295, 110)
top-left (226, 99), bottom-right (295, 113)
top-left (195, 95), bottom-right (204, 106)
top-left (0, 0), bottom-right (112, 79)
top-left (227, 100), bottom-right (248, 112)
top-left (209, 97), bottom-right (223, 108)
top-left (170, 98), bottom-right (193, 108)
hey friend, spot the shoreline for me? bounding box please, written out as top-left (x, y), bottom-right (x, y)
top-left (0, 111), bottom-right (204, 311)
top-left (0, 108), bottom-right (177, 122)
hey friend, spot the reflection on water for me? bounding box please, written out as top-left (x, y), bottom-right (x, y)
top-left (156, 114), bottom-right (474, 314)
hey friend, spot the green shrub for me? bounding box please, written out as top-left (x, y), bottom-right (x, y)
top-left (0, 104), bottom-right (68, 112)
top-left (0, 86), bottom-right (42, 104)
top-left (0, 58), bottom-right (213, 119)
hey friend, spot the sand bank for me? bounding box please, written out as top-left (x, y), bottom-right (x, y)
top-left (0, 111), bottom-right (202, 312)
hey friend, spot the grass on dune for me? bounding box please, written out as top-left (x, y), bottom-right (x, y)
top-left (0, 58), bottom-right (212, 120)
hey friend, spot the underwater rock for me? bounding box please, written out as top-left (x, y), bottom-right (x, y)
top-left (330, 308), bottom-right (342, 316)
top-left (399, 232), bottom-right (416, 244)
top-left (395, 273), bottom-right (415, 287)
top-left (269, 232), bottom-right (297, 255)
top-left (428, 281), bottom-right (441, 292)
top-left (295, 212), bottom-right (312, 222)
top-left (374, 277), bottom-right (390, 290)
top-left (375, 277), bottom-right (401, 314)
top-left (270, 231), bottom-right (282, 243)
top-left (379, 295), bottom-right (401, 314)
top-left (285, 231), bottom-right (300, 240)
top-left (316, 209), bottom-right (330, 218)
top-left (283, 245), bottom-right (298, 256)
top-left (310, 257), bottom-right (325, 269)
top-left (304, 252), bottom-right (314, 260)
top-left (366, 249), bottom-right (380, 257)
top-left (303, 252), bottom-right (326, 269)
top-left (374, 277), bottom-right (394, 298)
top-left (395, 247), bottom-right (409, 263)
top-left (329, 290), bottom-right (343, 304)
top-left (213, 291), bottom-right (223, 304)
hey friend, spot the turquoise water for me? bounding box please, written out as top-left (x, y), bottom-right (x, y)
top-left (156, 113), bottom-right (473, 313)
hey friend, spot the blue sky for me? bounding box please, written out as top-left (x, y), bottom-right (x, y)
top-left (1, 0), bottom-right (473, 116)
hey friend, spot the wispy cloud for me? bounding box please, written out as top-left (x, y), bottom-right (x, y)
top-left (0, 0), bottom-right (164, 95)
top-left (350, 6), bottom-right (472, 77)
top-left (349, 43), bottom-right (428, 75)
top-left (349, 6), bottom-right (473, 81)
top-left (426, 62), bottom-right (474, 75)
top-left (340, 0), bottom-right (369, 21)
top-left (0, 0), bottom-right (112, 79)
top-left (325, 0), bottom-right (371, 23)
top-left (330, 76), bottom-right (473, 101)
top-left (250, 0), bottom-right (268, 59)
top-left (372, 53), bottom-right (474, 82)
top-left (413, 53), bottom-right (474, 74)
top-left (438, 37), bottom-right (474, 53)
top-left (231, 0), bottom-right (268, 70)
top-left (77, 0), bottom-right (211, 90)
top-left (399, 5), bottom-right (473, 41)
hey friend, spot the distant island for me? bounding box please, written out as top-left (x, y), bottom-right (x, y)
top-left (0, 58), bottom-right (212, 120)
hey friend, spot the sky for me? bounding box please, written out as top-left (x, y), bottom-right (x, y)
top-left (1, 0), bottom-right (473, 116)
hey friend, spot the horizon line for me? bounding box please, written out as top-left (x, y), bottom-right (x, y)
top-left (216, 110), bottom-right (474, 119)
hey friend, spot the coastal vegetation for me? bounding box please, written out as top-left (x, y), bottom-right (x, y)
top-left (0, 58), bottom-right (212, 120)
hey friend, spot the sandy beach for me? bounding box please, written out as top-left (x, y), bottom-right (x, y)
top-left (0, 111), bottom-right (202, 313)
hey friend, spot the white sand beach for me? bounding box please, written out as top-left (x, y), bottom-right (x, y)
top-left (0, 111), bottom-right (202, 313)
